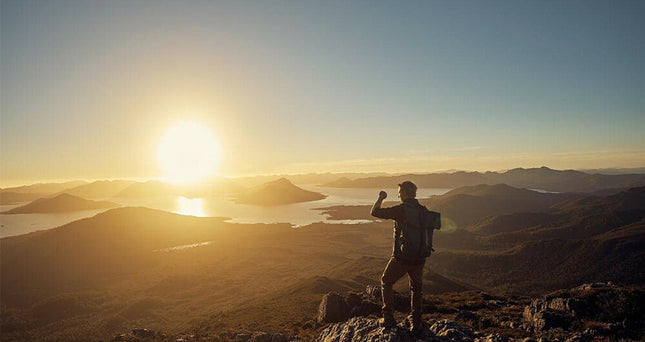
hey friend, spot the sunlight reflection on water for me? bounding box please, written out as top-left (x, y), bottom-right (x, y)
top-left (176, 196), bottom-right (205, 217)
top-left (1, 187), bottom-right (452, 237)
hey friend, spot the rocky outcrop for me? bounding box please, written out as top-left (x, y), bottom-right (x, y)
top-left (316, 316), bottom-right (499, 342)
top-left (316, 316), bottom-right (413, 342)
top-left (316, 283), bottom-right (645, 342)
top-left (108, 283), bottom-right (645, 342)
top-left (316, 286), bottom-right (413, 324)
top-left (429, 319), bottom-right (477, 341)
top-left (523, 282), bottom-right (645, 338)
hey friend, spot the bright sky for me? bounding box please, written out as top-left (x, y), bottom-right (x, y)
top-left (1, 1), bottom-right (644, 186)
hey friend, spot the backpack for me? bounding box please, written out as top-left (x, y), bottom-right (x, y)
top-left (395, 203), bottom-right (441, 261)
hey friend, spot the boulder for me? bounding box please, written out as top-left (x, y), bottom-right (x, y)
top-left (316, 289), bottom-right (382, 323)
top-left (316, 287), bottom-right (417, 324)
top-left (523, 304), bottom-right (571, 331)
top-left (317, 292), bottom-right (349, 323)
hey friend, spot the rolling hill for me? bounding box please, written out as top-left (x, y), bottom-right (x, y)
top-left (423, 184), bottom-right (575, 227)
top-left (0, 208), bottom-right (388, 340)
top-left (429, 221), bottom-right (645, 294)
top-left (1, 193), bottom-right (119, 214)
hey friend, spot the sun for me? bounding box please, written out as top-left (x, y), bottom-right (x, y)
top-left (157, 121), bottom-right (221, 184)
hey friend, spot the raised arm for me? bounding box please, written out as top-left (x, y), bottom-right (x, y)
top-left (370, 190), bottom-right (388, 216)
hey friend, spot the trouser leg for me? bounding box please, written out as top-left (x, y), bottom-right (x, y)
top-left (407, 262), bottom-right (425, 326)
top-left (380, 257), bottom-right (406, 319)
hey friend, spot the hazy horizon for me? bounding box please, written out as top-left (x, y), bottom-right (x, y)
top-left (3, 165), bottom-right (645, 189)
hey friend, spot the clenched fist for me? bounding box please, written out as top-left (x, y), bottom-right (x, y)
top-left (378, 191), bottom-right (387, 200)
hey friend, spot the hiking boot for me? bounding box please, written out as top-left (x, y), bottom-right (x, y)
top-left (378, 316), bottom-right (396, 329)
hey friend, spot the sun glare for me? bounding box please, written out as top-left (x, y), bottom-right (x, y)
top-left (157, 122), bottom-right (221, 184)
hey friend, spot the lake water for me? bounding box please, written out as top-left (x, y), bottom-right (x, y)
top-left (0, 186), bottom-right (451, 238)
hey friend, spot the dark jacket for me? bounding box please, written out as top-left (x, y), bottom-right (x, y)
top-left (371, 198), bottom-right (428, 265)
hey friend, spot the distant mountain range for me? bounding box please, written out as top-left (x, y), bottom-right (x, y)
top-left (1, 193), bottom-right (119, 214)
top-left (2, 166), bottom-right (644, 203)
top-left (323, 166), bottom-right (645, 193)
top-left (0, 180), bottom-right (87, 194)
top-left (59, 180), bottom-right (135, 198)
top-left (0, 180), bottom-right (88, 205)
top-left (114, 180), bottom-right (179, 197)
top-left (234, 172), bottom-right (391, 187)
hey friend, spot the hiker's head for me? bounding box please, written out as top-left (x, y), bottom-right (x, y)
top-left (397, 181), bottom-right (417, 201)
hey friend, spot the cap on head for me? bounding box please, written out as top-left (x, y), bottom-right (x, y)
top-left (398, 181), bottom-right (417, 199)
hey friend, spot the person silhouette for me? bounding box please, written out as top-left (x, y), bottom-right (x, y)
top-left (370, 181), bottom-right (440, 334)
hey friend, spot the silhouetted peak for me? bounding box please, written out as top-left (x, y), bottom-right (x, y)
top-left (34, 193), bottom-right (99, 204)
top-left (2, 193), bottom-right (118, 214)
top-left (50, 193), bottom-right (78, 200)
top-left (260, 178), bottom-right (296, 190)
top-left (272, 177), bottom-right (293, 185)
top-left (236, 178), bottom-right (326, 205)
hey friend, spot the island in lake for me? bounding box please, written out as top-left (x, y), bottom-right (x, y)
top-left (2, 193), bottom-right (119, 214)
top-left (235, 178), bottom-right (326, 206)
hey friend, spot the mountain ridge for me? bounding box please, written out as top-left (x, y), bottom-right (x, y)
top-left (323, 167), bottom-right (645, 193)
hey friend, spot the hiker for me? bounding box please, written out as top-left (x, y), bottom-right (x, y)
top-left (370, 181), bottom-right (441, 334)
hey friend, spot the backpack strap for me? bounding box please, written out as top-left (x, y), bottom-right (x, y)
top-left (403, 204), bottom-right (435, 253)
top-left (401, 203), bottom-right (425, 230)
